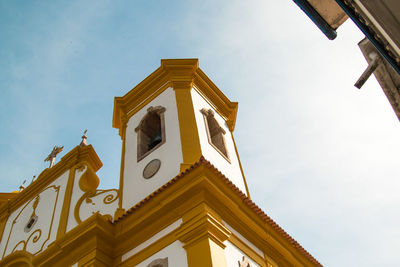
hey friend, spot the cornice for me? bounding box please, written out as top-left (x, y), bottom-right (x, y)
top-left (112, 59), bottom-right (239, 137)
top-left (33, 213), bottom-right (114, 267)
top-left (0, 145), bottom-right (102, 216)
top-left (113, 157), bottom-right (321, 267)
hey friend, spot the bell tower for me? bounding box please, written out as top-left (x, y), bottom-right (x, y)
top-left (113, 59), bottom-right (249, 213)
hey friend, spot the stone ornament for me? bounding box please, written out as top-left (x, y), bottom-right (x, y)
top-left (143, 159), bottom-right (162, 179)
top-left (44, 146), bottom-right (64, 168)
top-left (238, 256), bottom-right (251, 267)
top-left (146, 257), bottom-right (168, 267)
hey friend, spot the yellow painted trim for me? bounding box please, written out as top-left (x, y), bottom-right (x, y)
top-left (56, 167), bottom-right (76, 239)
top-left (228, 234), bottom-right (266, 267)
top-left (0, 154), bottom-right (320, 267)
top-left (0, 145), bottom-right (102, 217)
top-left (231, 132), bottom-right (251, 198)
top-left (116, 115), bottom-right (127, 218)
top-left (1, 250), bottom-right (34, 267)
top-left (173, 81), bottom-right (202, 172)
top-left (177, 203), bottom-right (230, 267)
top-left (78, 165), bottom-right (100, 193)
top-left (120, 229), bottom-right (178, 266)
top-left (0, 193), bottom-right (18, 207)
top-left (0, 213), bottom-right (9, 248)
top-left (2, 185), bottom-right (60, 258)
top-left (113, 59), bottom-right (239, 135)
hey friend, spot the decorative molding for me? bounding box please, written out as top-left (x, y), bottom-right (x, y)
top-left (135, 106), bottom-right (167, 162)
top-left (1, 250), bottom-right (34, 267)
top-left (0, 145), bottom-right (102, 218)
top-left (112, 59), bottom-right (238, 136)
top-left (147, 257), bottom-right (168, 267)
top-left (200, 108), bottom-right (230, 162)
top-left (74, 189), bottom-right (119, 224)
top-left (2, 185), bottom-right (60, 258)
top-left (238, 256), bottom-right (251, 267)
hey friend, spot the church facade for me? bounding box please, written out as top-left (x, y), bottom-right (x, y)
top-left (0, 59), bottom-right (321, 267)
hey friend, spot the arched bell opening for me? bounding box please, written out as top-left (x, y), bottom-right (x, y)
top-left (135, 106), bottom-right (166, 162)
top-left (201, 108), bottom-right (230, 162)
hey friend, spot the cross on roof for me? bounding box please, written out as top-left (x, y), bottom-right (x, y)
top-left (44, 146), bottom-right (64, 168)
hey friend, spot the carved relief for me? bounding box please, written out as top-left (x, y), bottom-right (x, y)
top-left (238, 256), bottom-right (251, 267)
top-left (74, 189), bottom-right (119, 224)
top-left (2, 185), bottom-right (60, 258)
top-left (147, 257), bottom-right (168, 267)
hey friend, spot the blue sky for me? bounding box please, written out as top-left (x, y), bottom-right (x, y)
top-left (1, 1), bottom-right (400, 266)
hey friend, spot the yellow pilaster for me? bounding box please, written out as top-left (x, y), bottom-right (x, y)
top-left (176, 203), bottom-right (230, 267)
top-left (56, 167), bottom-right (76, 238)
top-left (173, 80), bottom-right (202, 172)
top-left (115, 114), bottom-right (128, 219)
top-left (0, 212), bottom-right (8, 245)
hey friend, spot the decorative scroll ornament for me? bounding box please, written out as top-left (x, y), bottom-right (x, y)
top-left (74, 189), bottom-right (119, 224)
top-left (238, 256), bottom-right (251, 267)
top-left (2, 185), bottom-right (60, 258)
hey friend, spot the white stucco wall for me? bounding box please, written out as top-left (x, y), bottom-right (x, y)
top-left (191, 88), bottom-right (247, 194)
top-left (0, 170), bottom-right (69, 259)
top-left (223, 221), bottom-right (264, 258)
top-left (122, 219), bottom-right (182, 262)
top-left (122, 87), bottom-right (183, 209)
top-left (67, 166), bottom-right (86, 232)
top-left (224, 241), bottom-right (260, 267)
top-left (134, 240), bottom-right (187, 267)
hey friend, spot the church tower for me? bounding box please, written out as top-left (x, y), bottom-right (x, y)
top-left (113, 59), bottom-right (249, 214)
top-left (0, 59), bottom-right (321, 267)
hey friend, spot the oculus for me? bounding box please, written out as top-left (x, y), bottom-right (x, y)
top-left (143, 159), bottom-right (162, 179)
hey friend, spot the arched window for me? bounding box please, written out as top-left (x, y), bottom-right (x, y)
top-left (135, 106), bottom-right (166, 161)
top-left (201, 108), bottom-right (229, 161)
top-left (146, 257), bottom-right (168, 267)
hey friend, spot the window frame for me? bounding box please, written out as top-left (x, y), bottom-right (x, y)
top-left (200, 108), bottom-right (230, 163)
top-left (135, 106), bottom-right (166, 162)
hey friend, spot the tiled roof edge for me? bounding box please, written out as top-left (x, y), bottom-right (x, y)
top-left (113, 157), bottom-right (322, 266)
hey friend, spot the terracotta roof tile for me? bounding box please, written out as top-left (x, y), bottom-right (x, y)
top-left (114, 156), bottom-right (322, 266)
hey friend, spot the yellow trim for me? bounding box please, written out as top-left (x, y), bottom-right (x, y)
top-left (228, 234), bottom-right (266, 267)
top-left (231, 132), bottom-right (251, 198)
top-left (0, 153), bottom-right (320, 267)
top-left (0, 145), bottom-right (102, 218)
top-left (59, 165), bottom-right (77, 229)
top-left (115, 115), bottom-right (128, 219)
top-left (0, 193), bottom-right (18, 207)
top-left (113, 59), bottom-right (239, 135)
top-left (2, 185), bottom-right (60, 258)
top-left (74, 189), bottom-right (118, 224)
top-left (1, 250), bottom-right (34, 267)
top-left (78, 165), bottom-right (100, 193)
top-left (173, 80), bottom-right (202, 172)
top-left (176, 203), bottom-right (230, 267)
top-left (0, 212), bottom-right (9, 247)
top-left (120, 229), bottom-right (177, 266)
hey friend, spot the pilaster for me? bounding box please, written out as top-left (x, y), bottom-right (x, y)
top-left (176, 203), bottom-right (230, 267)
top-left (173, 80), bottom-right (202, 172)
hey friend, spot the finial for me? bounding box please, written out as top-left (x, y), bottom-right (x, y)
top-left (80, 129), bottom-right (88, 146)
top-left (19, 180), bottom-right (26, 192)
top-left (44, 146), bottom-right (64, 168)
top-left (31, 175), bottom-right (37, 183)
